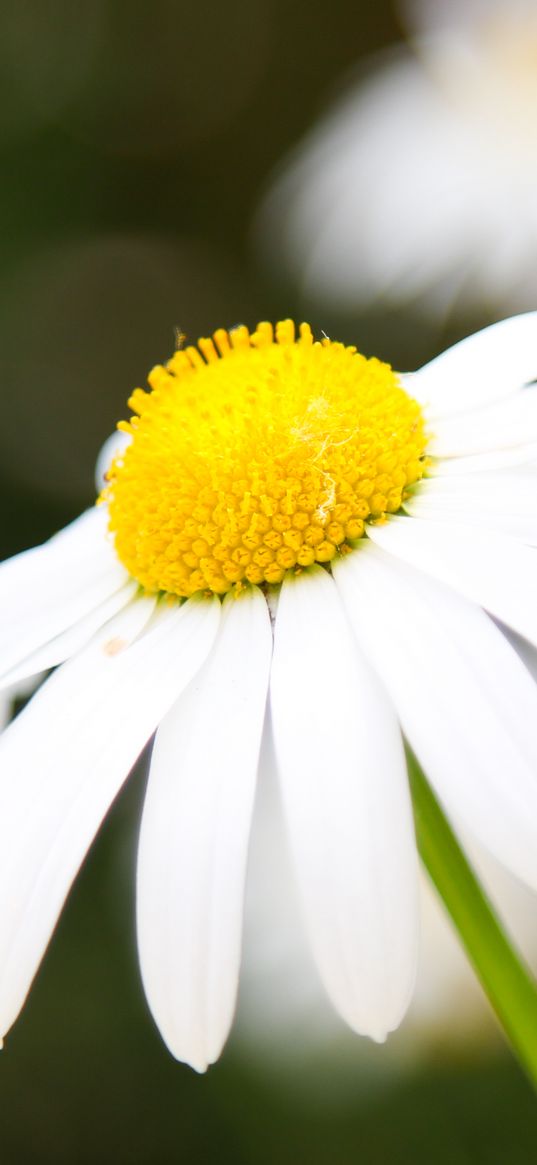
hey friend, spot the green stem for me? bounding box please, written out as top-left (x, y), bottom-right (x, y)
top-left (407, 751), bottom-right (537, 1090)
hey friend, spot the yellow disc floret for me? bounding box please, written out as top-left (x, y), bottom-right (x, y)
top-left (105, 320), bottom-right (427, 597)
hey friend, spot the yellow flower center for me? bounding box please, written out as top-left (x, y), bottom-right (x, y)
top-left (105, 320), bottom-right (427, 597)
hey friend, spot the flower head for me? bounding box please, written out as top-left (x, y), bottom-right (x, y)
top-left (105, 320), bottom-right (426, 595)
top-left (1, 313), bottom-right (537, 1070)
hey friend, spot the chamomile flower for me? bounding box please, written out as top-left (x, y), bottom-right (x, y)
top-left (256, 0), bottom-right (537, 317)
top-left (1, 313), bottom-right (537, 1072)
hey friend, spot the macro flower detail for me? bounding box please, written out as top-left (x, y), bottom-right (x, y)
top-left (106, 320), bottom-right (426, 594)
top-left (1, 313), bottom-right (537, 1071)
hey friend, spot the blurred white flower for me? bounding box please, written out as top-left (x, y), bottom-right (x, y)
top-left (256, 0), bottom-right (537, 317)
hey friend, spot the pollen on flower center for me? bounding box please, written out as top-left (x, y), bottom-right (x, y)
top-left (105, 320), bottom-right (427, 597)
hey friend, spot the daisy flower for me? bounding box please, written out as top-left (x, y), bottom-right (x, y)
top-left (256, 0), bottom-right (537, 317)
top-left (1, 314), bottom-right (537, 1072)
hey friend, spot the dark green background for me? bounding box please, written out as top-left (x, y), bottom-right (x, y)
top-left (1, 1), bottom-right (535, 1160)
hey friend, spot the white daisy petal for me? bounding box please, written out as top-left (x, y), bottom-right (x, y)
top-left (0, 593), bottom-right (220, 1041)
top-left (404, 469), bottom-right (537, 544)
top-left (407, 312), bottom-right (537, 416)
top-left (333, 546), bottom-right (537, 890)
top-left (428, 387), bottom-right (537, 459)
top-left (413, 466), bottom-right (537, 505)
top-left (429, 443), bottom-right (537, 476)
top-left (0, 507), bottom-right (110, 598)
top-left (0, 506), bottom-right (129, 675)
top-left (0, 580), bottom-right (139, 690)
top-left (137, 587), bottom-right (272, 1072)
top-left (368, 515), bottom-right (537, 646)
top-left (402, 507), bottom-right (537, 545)
top-left (503, 629), bottom-right (537, 685)
top-left (270, 566), bottom-right (418, 1041)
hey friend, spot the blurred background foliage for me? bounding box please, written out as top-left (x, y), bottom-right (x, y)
top-left (1, 1), bottom-right (536, 1160)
